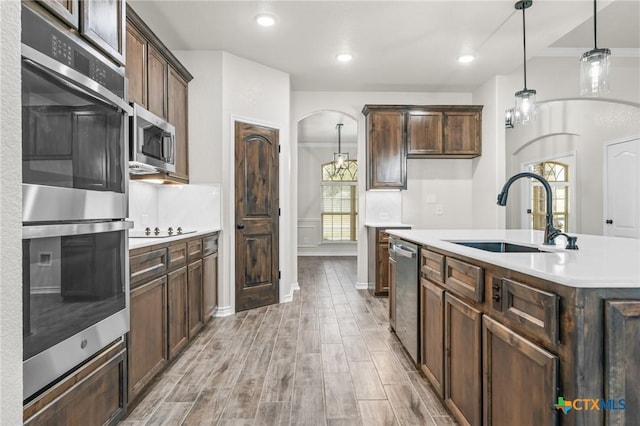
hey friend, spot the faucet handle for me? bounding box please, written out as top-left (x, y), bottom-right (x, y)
top-left (565, 236), bottom-right (579, 250)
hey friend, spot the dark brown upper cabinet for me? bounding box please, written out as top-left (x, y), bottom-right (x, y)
top-left (38, 0), bottom-right (80, 29)
top-left (407, 111), bottom-right (443, 155)
top-left (363, 105), bottom-right (482, 190)
top-left (80, 0), bottom-right (126, 66)
top-left (126, 5), bottom-right (193, 184)
top-left (363, 107), bottom-right (407, 190)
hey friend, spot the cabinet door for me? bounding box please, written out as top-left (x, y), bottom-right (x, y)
top-left (444, 293), bottom-right (481, 426)
top-left (167, 266), bottom-right (188, 359)
top-left (167, 66), bottom-right (189, 182)
top-left (38, 0), bottom-right (79, 29)
top-left (483, 316), bottom-right (559, 426)
top-left (421, 278), bottom-right (445, 398)
top-left (147, 44), bottom-right (168, 119)
top-left (407, 111), bottom-right (443, 155)
top-left (128, 276), bottom-right (167, 403)
top-left (125, 23), bottom-right (147, 107)
top-left (24, 341), bottom-right (126, 425)
top-left (80, 0), bottom-right (126, 66)
top-left (605, 300), bottom-right (640, 425)
top-left (376, 243), bottom-right (390, 295)
top-left (187, 260), bottom-right (204, 338)
top-left (443, 111), bottom-right (480, 156)
top-left (202, 253), bottom-right (218, 320)
top-left (367, 111), bottom-right (406, 189)
top-left (389, 256), bottom-right (397, 330)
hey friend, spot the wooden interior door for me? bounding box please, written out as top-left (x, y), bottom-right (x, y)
top-left (234, 121), bottom-right (279, 312)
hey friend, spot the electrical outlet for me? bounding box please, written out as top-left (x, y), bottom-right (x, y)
top-left (435, 204), bottom-right (444, 215)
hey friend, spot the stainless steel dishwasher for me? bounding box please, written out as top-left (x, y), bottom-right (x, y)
top-left (389, 237), bottom-right (419, 363)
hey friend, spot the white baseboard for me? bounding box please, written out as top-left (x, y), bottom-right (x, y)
top-left (292, 282), bottom-right (300, 291)
top-left (355, 282), bottom-right (369, 290)
top-left (214, 305), bottom-right (234, 317)
top-left (281, 287), bottom-right (294, 303)
top-left (297, 252), bottom-right (357, 257)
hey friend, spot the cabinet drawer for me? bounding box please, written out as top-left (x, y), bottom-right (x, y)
top-left (444, 257), bottom-right (484, 302)
top-left (168, 243), bottom-right (187, 270)
top-left (421, 250), bottom-right (444, 284)
top-left (187, 239), bottom-right (202, 261)
top-left (499, 278), bottom-right (559, 347)
top-left (377, 230), bottom-right (390, 244)
top-left (130, 248), bottom-right (167, 287)
top-left (203, 234), bottom-right (219, 256)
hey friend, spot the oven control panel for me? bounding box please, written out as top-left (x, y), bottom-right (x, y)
top-left (22, 5), bottom-right (125, 98)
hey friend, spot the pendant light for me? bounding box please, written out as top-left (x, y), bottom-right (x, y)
top-left (580, 0), bottom-right (611, 96)
top-left (333, 123), bottom-right (349, 176)
top-left (514, 0), bottom-right (536, 125)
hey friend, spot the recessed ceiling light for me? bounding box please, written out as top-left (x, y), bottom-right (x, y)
top-left (256, 14), bottom-right (276, 27)
top-left (336, 53), bottom-right (353, 63)
top-left (458, 54), bottom-right (475, 64)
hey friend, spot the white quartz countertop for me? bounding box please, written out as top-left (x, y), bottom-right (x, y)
top-left (364, 223), bottom-right (412, 228)
top-left (129, 228), bottom-right (221, 250)
top-left (386, 229), bottom-right (640, 288)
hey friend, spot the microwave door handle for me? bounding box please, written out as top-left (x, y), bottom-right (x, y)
top-left (166, 134), bottom-right (175, 163)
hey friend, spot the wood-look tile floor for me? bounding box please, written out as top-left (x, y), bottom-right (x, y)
top-left (119, 257), bottom-right (457, 426)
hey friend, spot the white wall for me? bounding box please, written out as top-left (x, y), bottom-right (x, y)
top-left (221, 52), bottom-right (292, 311)
top-left (173, 51), bottom-right (292, 314)
top-left (505, 100), bottom-right (640, 235)
top-left (173, 51), bottom-right (223, 184)
top-left (470, 55), bottom-right (640, 235)
top-left (0, 0), bottom-right (23, 423)
top-left (291, 91), bottom-right (472, 287)
top-left (297, 144), bottom-right (358, 256)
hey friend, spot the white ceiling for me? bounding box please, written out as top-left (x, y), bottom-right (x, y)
top-left (298, 111), bottom-right (358, 146)
top-left (130, 0), bottom-right (639, 93)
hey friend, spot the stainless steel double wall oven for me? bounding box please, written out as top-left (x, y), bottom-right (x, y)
top-left (21, 6), bottom-right (133, 400)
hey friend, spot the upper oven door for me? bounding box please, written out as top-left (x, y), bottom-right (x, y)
top-left (21, 45), bottom-right (132, 223)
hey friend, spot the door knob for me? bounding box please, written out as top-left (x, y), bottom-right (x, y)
top-left (237, 223), bottom-right (245, 229)
top-left (606, 219), bottom-right (613, 224)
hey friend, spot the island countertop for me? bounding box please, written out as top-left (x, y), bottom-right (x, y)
top-left (386, 229), bottom-right (640, 288)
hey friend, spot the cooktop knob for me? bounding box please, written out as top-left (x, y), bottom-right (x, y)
top-left (168, 227), bottom-right (174, 235)
top-left (154, 227), bottom-right (160, 235)
top-left (177, 227), bottom-right (183, 234)
top-left (144, 227), bottom-right (151, 236)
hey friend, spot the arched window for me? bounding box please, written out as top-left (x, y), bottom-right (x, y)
top-left (529, 161), bottom-right (569, 232)
top-left (321, 160), bottom-right (358, 241)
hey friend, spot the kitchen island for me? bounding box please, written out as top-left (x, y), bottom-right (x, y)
top-left (386, 229), bottom-right (639, 426)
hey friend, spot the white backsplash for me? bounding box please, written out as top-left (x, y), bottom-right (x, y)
top-left (128, 181), bottom-right (221, 231)
top-left (365, 190), bottom-right (402, 224)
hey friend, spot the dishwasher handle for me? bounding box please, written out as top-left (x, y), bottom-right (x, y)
top-left (390, 243), bottom-right (417, 259)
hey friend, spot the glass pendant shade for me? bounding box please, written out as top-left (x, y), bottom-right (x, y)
top-left (334, 152), bottom-right (349, 170)
top-left (580, 48), bottom-right (611, 96)
top-left (514, 88), bottom-right (536, 125)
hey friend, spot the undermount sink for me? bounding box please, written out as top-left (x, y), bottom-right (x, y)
top-left (448, 241), bottom-right (549, 253)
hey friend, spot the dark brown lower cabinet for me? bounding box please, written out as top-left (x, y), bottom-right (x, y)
top-left (24, 340), bottom-right (126, 425)
top-left (187, 260), bottom-right (204, 338)
top-left (388, 256), bottom-right (397, 330)
top-left (202, 252), bottom-right (218, 319)
top-left (605, 300), bottom-right (640, 425)
top-left (420, 278), bottom-right (445, 398)
top-left (444, 293), bottom-right (481, 426)
top-left (128, 276), bottom-right (167, 402)
top-left (168, 266), bottom-right (188, 359)
top-left (482, 316), bottom-right (559, 426)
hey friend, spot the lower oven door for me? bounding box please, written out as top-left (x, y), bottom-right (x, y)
top-left (22, 220), bottom-right (133, 400)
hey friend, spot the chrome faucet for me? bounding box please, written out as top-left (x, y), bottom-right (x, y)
top-left (497, 172), bottom-right (578, 250)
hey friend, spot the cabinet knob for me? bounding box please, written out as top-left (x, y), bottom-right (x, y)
top-left (237, 223), bottom-right (245, 229)
top-left (492, 294), bottom-right (501, 302)
top-left (606, 219), bottom-right (613, 224)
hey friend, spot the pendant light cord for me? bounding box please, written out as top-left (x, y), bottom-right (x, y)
top-left (522, 4), bottom-right (528, 90)
top-left (593, 0), bottom-right (598, 49)
top-left (337, 123), bottom-right (342, 153)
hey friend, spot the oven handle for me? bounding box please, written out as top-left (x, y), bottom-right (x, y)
top-left (21, 44), bottom-right (133, 116)
top-left (23, 221), bottom-right (134, 239)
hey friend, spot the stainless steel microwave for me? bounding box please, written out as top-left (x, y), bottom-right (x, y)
top-left (129, 103), bottom-right (176, 175)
